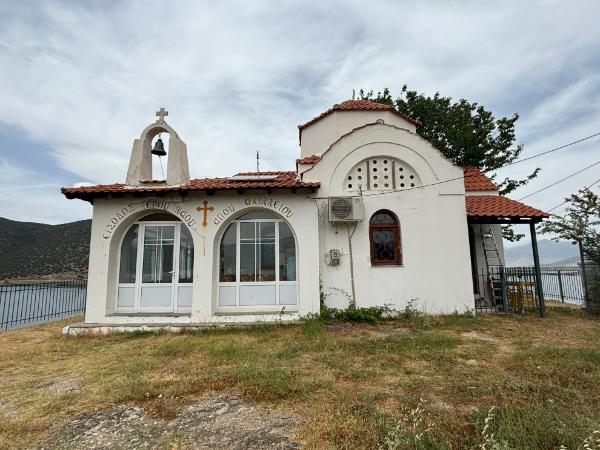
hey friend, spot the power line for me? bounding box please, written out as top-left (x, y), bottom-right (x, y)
top-left (492, 131), bottom-right (600, 171)
top-left (517, 160), bottom-right (600, 201)
top-left (308, 131), bottom-right (600, 200)
top-left (547, 177), bottom-right (600, 212)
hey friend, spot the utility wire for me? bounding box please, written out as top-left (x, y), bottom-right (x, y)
top-left (517, 160), bottom-right (600, 201)
top-left (308, 131), bottom-right (600, 200)
top-left (547, 176), bottom-right (600, 212)
top-left (491, 131), bottom-right (600, 172)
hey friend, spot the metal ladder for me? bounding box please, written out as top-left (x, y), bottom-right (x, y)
top-left (480, 224), bottom-right (504, 310)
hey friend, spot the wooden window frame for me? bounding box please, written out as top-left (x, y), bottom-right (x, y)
top-left (369, 210), bottom-right (402, 266)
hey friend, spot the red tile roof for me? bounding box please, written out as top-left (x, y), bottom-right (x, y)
top-left (466, 195), bottom-right (549, 219)
top-left (61, 171), bottom-right (319, 201)
top-left (296, 155), bottom-right (321, 165)
top-left (463, 167), bottom-right (498, 191)
top-left (298, 99), bottom-right (419, 131)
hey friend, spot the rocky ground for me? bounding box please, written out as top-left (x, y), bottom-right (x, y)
top-left (46, 395), bottom-right (301, 449)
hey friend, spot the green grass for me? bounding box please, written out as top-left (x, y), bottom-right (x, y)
top-left (0, 308), bottom-right (599, 449)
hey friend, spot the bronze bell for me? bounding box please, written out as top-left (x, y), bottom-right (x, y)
top-left (151, 136), bottom-right (166, 156)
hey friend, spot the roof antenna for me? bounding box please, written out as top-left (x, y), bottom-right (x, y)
top-left (352, 89), bottom-right (356, 100)
top-left (256, 151), bottom-right (260, 173)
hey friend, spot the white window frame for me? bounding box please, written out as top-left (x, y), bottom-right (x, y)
top-left (217, 217), bottom-right (298, 313)
top-left (115, 220), bottom-right (193, 315)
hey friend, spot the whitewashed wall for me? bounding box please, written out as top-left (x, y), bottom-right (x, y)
top-left (84, 192), bottom-right (320, 324)
top-left (300, 110), bottom-right (417, 158)
top-left (303, 123), bottom-right (475, 313)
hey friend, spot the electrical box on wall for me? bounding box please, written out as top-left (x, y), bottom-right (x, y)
top-left (328, 249), bottom-right (341, 266)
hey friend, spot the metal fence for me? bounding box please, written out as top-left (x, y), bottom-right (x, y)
top-left (475, 264), bottom-right (600, 316)
top-left (475, 267), bottom-right (540, 315)
top-left (539, 267), bottom-right (585, 304)
top-left (0, 279), bottom-right (87, 331)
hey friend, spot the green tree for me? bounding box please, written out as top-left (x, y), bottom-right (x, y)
top-left (358, 87), bottom-right (540, 241)
top-left (540, 188), bottom-right (600, 264)
top-left (358, 87), bottom-right (540, 196)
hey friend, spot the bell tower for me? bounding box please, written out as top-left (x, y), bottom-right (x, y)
top-left (125, 108), bottom-right (190, 186)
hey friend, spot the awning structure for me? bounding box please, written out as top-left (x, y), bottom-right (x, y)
top-left (466, 194), bottom-right (550, 317)
top-left (466, 195), bottom-right (550, 224)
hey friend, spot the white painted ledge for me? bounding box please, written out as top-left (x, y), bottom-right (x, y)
top-left (62, 317), bottom-right (301, 335)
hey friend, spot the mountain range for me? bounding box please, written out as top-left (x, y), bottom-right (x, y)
top-left (0, 217), bottom-right (91, 280)
top-left (504, 239), bottom-right (580, 267)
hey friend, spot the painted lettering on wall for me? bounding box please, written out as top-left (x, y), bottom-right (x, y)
top-left (171, 205), bottom-right (200, 229)
top-left (243, 196), bottom-right (294, 218)
top-left (102, 204), bottom-right (136, 239)
top-left (102, 200), bottom-right (202, 240)
top-left (144, 199), bottom-right (171, 212)
top-left (143, 200), bottom-right (199, 229)
top-left (213, 204), bottom-right (236, 225)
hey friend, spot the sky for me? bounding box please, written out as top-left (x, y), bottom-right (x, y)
top-left (0, 1), bottom-right (599, 240)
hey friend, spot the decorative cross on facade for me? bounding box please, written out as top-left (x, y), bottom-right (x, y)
top-left (155, 107), bottom-right (168, 122)
top-left (197, 200), bottom-right (214, 228)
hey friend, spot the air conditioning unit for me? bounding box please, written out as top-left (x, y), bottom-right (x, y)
top-left (328, 197), bottom-right (364, 222)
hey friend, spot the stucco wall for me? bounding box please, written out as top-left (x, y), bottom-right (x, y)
top-left (300, 110), bottom-right (417, 158)
top-left (306, 123), bottom-right (475, 313)
top-left (84, 192), bottom-right (320, 324)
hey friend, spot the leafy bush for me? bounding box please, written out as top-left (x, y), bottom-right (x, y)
top-left (318, 297), bottom-right (393, 324)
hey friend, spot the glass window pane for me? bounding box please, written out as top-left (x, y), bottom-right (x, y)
top-left (220, 224), bottom-right (237, 282)
top-left (372, 230), bottom-right (396, 261)
top-left (370, 212), bottom-right (396, 224)
top-left (259, 222), bottom-right (275, 241)
top-left (240, 243), bottom-right (256, 282)
top-left (237, 211), bottom-right (277, 220)
top-left (259, 242), bottom-right (276, 281)
top-left (142, 225), bottom-right (175, 283)
top-left (119, 225), bottom-right (138, 283)
top-left (140, 213), bottom-right (179, 221)
top-left (279, 222), bottom-right (296, 281)
top-left (161, 226), bottom-right (175, 241)
top-left (240, 222), bottom-right (255, 240)
top-left (179, 226), bottom-right (194, 283)
top-left (144, 225), bottom-right (158, 243)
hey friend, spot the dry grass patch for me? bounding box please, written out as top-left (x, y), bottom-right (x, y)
top-left (0, 307), bottom-right (598, 449)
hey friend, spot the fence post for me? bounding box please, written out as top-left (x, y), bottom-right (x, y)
top-left (557, 270), bottom-right (565, 303)
top-left (530, 222), bottom-right (545, 317)
top-left (578, 241), bottom-right (590, 311)
top-left (500, 266), bottom-right (508, 312)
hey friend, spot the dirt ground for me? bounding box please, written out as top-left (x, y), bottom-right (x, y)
top-left (0, 305), bottom-right (599, 449)
top-left (46, 394), bottom-right (300, 449)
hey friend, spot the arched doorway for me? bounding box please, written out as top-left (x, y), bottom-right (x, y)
top-left (116, 213), bottom-right (194, 313)
top-left (217, 211), bottom-right (297, 309)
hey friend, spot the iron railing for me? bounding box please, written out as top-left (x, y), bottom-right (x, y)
top-left (0, 279), bottom-right (87, 331)
top-left (539, 267), bottom-right (585, 304)
top-left (475, 264), bottom-right (600, 315)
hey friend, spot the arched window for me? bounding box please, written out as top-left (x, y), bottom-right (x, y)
top-left (369, 210), bottom-right (401, 266)
top-left (218, 211), bottom-right (297, 309)
top-left (116, 214), bottom-right (194, 313)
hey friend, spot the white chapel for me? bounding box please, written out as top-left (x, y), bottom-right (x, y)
top-left (62, 100), bottom-right (549, 332)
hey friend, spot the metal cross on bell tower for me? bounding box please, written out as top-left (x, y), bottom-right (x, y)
top-left (155, 107), bottom-right (168, 122)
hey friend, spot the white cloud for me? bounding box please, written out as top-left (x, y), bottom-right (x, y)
top-left (0, 0), bottom-right (599, 223)
top-left (0, 157), bottom-right (91, 224)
